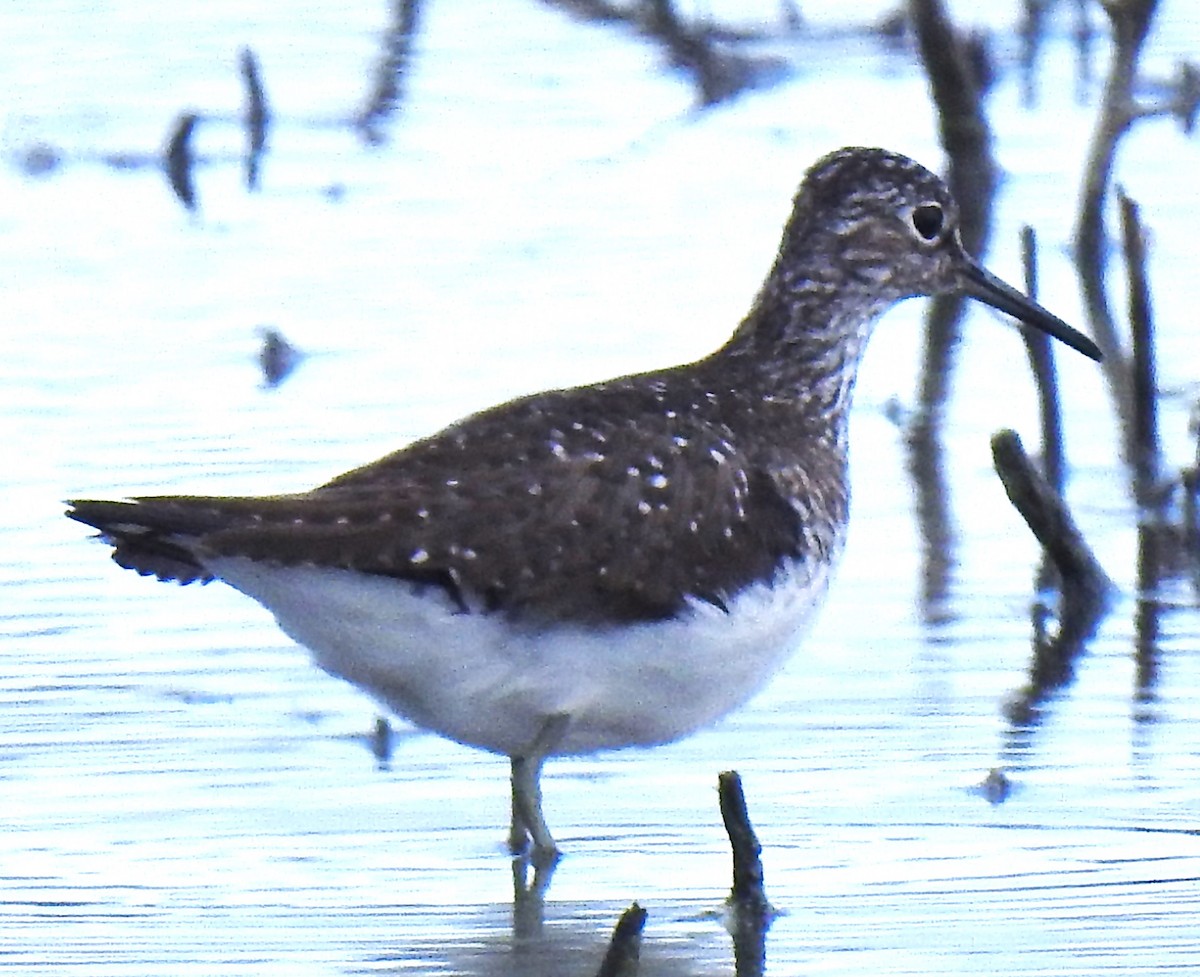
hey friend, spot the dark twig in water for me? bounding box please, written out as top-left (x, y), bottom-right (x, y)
top-left (992, 430), bottom-right (1112, 726)
top-left (370, 716), bottom-right (393, 767)
top-left (718, 771), bottom-right (773, 977)
top-left (1117, 188), bottom-right (1163, 508)
top-left (1168, 61), bottom-right (1200, 133)
top-left (992, 430), bottom-right (1111, 610)
top-left (541, 0), bottom-right (784, 108)
top-left (976, 767), bottom-right (1013, 805)
top-left (594, 903), bottom-right (647, 977)
top-left (257, 327), bottom-right (303, 388)
top-left (1019, 226), bottom-right (1065, 497)
top-left (240, 47), bottom-right (270, 191)
top-left (1127, 59), bottom-right (1200, 131)
top-left (356, 0), bottom-right (423, 145)
top-left (163, 112), bottom-right (200, 213)
top-left (644, 0), bottom-right (751, 106)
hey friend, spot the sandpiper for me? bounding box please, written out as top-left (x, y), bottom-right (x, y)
top-left (67, 147), bottom-right (1100, 867)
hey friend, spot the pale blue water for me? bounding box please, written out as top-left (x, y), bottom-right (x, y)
top-left (3, 2), bottom-right (1200, 975)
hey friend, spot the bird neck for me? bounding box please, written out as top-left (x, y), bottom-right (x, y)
top-left (703, 244), bottom-right (890, 444)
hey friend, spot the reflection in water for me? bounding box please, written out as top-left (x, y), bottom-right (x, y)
top-left (512, 853), bottom-right (555, 940)
top-left (1134, 519), bottom-right (1167, 711)
top-left (1186, 429), bottom-right (1200, 596)
top-left (905, 417), bottom-right (957, 626)
top-left (1001, 464), bottom-right (1196, 770)
top-left (1132, 498), bottom-right (1200, 715)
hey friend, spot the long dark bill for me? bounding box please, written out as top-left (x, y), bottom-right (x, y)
top-left (961, 262), bottom-right (1102, 362)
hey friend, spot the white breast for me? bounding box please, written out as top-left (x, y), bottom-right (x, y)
top-left (206, 554), bottom-right (836, 758)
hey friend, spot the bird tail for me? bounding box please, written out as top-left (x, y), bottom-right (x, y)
top-left (65, 498), bottom-right (229, 585)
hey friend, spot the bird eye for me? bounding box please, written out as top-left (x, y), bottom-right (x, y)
top-left (911, 203), bottom-right (945, 242)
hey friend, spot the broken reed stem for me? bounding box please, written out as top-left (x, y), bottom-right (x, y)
top-left (594, 903), bottom-right (647, 977)
top-left (1117, 187), bottom-right (1162, 508)
top-left (1019, 226), bottom-right (1065, 496)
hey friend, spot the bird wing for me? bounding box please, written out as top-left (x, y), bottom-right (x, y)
top-left (68, 384), bottom-right (816, 625)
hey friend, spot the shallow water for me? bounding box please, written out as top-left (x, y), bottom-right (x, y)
top-left (4, 2), bottom-right (1200, 975)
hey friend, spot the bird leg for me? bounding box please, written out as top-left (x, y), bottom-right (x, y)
top-left (509, 712), bottom-right (570, 869)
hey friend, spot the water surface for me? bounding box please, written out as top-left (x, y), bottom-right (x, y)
top-left (4, 2), bottom-right (1200, 974)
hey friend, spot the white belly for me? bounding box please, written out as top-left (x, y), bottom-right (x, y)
top-left (206, 555), bottom-right (835, 758)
